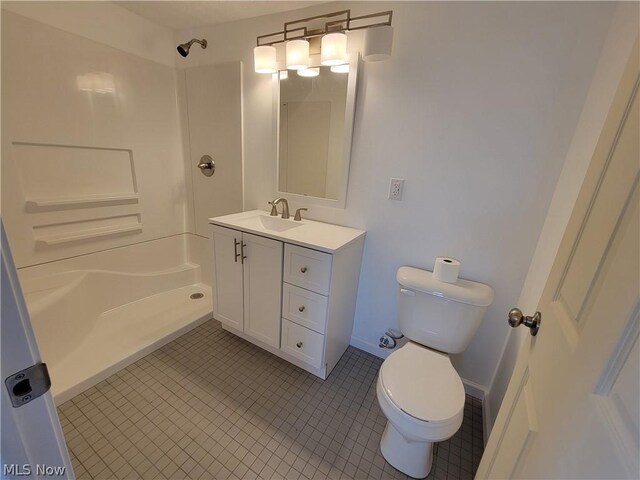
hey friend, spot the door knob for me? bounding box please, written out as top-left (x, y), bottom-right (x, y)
top-left (197, 155), bottom-right (215, 177)
top-left (508, 308), bottom-right (541, 336)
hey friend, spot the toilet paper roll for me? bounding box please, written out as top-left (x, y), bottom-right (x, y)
top-left (433, 257), bottom-right (461, 283)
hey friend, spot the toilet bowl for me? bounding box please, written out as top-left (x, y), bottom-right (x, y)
top-left (376, 341), bottom-right (465, 478)
top-left (377, 266), bottom-right (494, 478)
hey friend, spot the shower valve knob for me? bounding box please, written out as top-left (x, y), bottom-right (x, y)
top-left (197, 155), bottom-right (215, 177)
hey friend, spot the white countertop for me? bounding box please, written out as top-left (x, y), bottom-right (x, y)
top-left (209, 210), bottom-right (365, 253)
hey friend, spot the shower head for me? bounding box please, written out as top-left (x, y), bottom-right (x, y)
top-left (177, 38), bottom-right (207, 57)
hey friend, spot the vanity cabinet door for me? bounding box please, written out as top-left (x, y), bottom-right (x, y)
top-left (243, 233), bottom-right (283, 348)
top-left (211, 225), bottom-right (244, 330)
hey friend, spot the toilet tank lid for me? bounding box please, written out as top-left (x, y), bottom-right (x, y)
top-left (397, 266), bottom-right (495, 307)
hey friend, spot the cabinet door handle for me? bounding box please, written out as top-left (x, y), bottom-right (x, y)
top-left (296, 342), bottom-right (303, 348)
top-left (241, 242), bottom-right (247, 264)
top-left (298, 306), bottom-right (305, 312)
top-left (234, 239), bottom-right (241, 263)
top-left (300, 267), bottom-right (308, 273)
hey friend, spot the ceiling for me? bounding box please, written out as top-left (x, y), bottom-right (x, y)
top-left (115, 1), bottom-right (328, 31)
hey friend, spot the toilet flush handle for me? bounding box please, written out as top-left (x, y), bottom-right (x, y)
top-left (400, 288), bottom-right (415, 296)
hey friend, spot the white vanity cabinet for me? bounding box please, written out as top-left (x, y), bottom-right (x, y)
top-left (209, 211), bottom-right (365, 379)
top-left (210, 225), bottom-right (283, 348)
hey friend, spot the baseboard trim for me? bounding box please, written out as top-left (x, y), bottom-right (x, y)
top-left (349, 335), bottom-right (391, 359)
top-left (483, 398), bottom-right (492, 445)
top-left (461, 378), bottom-right (486, 400)
top-left (461, 379), bottom-right (492, 445)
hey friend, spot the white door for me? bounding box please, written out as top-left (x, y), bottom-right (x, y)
top-left (185, 63), bottom-right (243, 237)
top-left (1, 222), bottom-right (73, 478)
top-left (211, 225), bottom-right (244, 330)
top-left (477, 42), bottom-right (639, 479)
top-left (243, 233), bottom-right (283, 348)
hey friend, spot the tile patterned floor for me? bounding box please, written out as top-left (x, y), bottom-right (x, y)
top-left (58, 320), bottom-right (484, 480)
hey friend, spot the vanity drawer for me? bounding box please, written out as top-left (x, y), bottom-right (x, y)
top-left (281, 319), bottom-right (324, 369)
top-left (284, 244), bottom-right (332, 295)
top-left (283, 283), bottom-right (328, 334)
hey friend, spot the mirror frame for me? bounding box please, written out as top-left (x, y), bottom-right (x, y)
top-left (273, 53), bottom-right (359, 209)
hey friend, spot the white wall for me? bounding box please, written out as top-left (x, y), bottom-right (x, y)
top-left (174, 1), bottom-right (616, 393)
top-left (487, 3), bottom-right (639, 429)
top-left (1, 1), bottom-right (176, 67)
top-left (1, 11), bottom-right (187, 268)
top-left (180, 63), bottom-right (244, 237)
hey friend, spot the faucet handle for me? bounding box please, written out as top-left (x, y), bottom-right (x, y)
top-left (294, 208), bottom-right (308, 221)
top-left (268, 201), bottom-right (278, 216)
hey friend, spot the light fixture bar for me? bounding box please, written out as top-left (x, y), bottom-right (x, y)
top-left (284, 10), bottom-right (350, 40)
top-left (345, 11), bottom-right (394, 31)
top-left (256, 9), bottom-right (392, 47)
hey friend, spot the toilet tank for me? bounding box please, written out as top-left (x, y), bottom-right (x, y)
top-left (396, 266), bottom-right (495, 354)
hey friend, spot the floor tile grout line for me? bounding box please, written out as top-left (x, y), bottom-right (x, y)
top-left (58, 320), bottom-right (484, 480)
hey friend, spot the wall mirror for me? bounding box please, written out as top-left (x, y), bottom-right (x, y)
top-left (275, 55), bottom-right (358, 209)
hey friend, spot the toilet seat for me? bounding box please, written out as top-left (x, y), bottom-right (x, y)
top-left (380, 342), bottom-right (465, 425)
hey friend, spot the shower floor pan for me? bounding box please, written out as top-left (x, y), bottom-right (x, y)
top-left (20, 242), bottom-right (213, 404)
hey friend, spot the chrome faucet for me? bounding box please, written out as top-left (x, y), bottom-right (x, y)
top-left (269, 198), bottom-right (290, 219)
top-left (294, 208), bottom-right (307, 221)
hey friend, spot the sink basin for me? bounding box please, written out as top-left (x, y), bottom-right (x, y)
top-left (210, 210), bottom-right (365, 253)
top-left (237, 214), bottom-right (303, 233)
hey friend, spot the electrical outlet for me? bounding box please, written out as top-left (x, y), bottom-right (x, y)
top-left (388, 178), bottom-right (404, 200)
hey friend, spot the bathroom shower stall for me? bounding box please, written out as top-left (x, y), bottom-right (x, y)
top-left (0, 11), bottom-right (243, 403)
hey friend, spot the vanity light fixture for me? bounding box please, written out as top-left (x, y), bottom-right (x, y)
top-left (253, 9), bottom-right (393, 74)
top-left (364, 25), bottom-right (394, 62)
top-left (297, 67), bottom-right (320, 77)
top-left (286, 39), bottom-right (310, 70)
top-left (321, 32), bottom-right (348, 66)
top-left (254, 45), bottom-right (277, 73)
top-left (330, 64), bottom-right (350, 73)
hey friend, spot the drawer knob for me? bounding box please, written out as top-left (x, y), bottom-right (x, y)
top-left (296, 342), bottom-right (303, 348)
top-left (298, 306), bottom-right (305, 312)
top-left (300, 267), bottom-right (308, 273)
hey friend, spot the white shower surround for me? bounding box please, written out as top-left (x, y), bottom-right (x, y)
top-left (1, 11), bottom-right (216, 406)
top-left (18, 235), bottom-right (213, 404)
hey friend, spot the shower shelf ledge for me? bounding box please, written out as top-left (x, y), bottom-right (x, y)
top-left (26, 193), bottom-right (139, 210)
top-left (35, 223), bottom-right (143, 247)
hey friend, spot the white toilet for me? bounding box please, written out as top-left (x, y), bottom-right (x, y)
top-left (377, 266), bottom-right (494, 479)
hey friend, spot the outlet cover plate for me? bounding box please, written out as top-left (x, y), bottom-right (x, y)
top-left (389, 178), bottom-right (405, 200)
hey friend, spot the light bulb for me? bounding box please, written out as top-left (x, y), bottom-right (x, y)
top-left (297, 67), bottom-right (320, 77)
top-left (286, 39), bottom-right (310, 70)
top-left (330, 64), bottom-right (349, 73)
top-left (279, 70), bottom-right (288, 80)
top-left (254, 45), bottom-right (277, 74)
top-left (364, 25), bottom-right (394, 62)
top-left (321, 32), bottom-right (348, 66)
